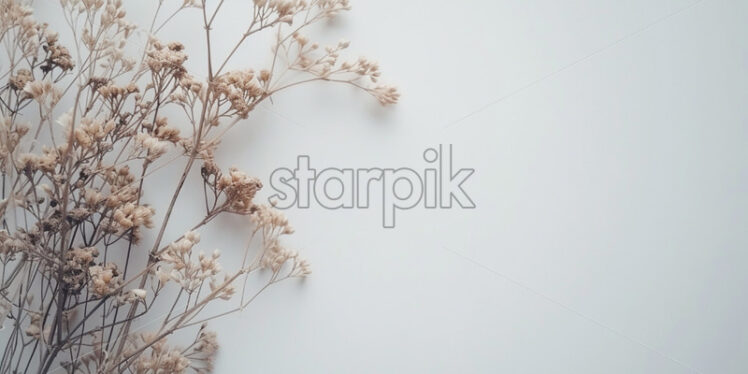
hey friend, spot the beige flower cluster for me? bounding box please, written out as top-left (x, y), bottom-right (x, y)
top-left (73, 117), bottom-right (116, 149)
top-left (158, 231), bottom-right (223, 293)
top-left (146, 40), bottom-right (188, 80)
top-left (133, 332), bottom-right (191, 374)
top-left (213, 70), bottom-right (269, 118)
top-left (131, 322), bottom-right (218, 373)
top-left (216, 167), bottom-right (264, 214)
top-left (282, 33), bottom-right (400, 105)
top-left (251, 204), bottom-right (310, 277)
top-left (39, 32), bottom-right (74, 73)
top-left (62, 246), bottom-right (99, 292)
top-left (89, 262), bottom-right (121, 297)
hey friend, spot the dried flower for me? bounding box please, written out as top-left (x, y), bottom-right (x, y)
top-left (89, 263), bottom-right (120, 297)
top-left (216, 168), bottom-right (263, 214)
top-left (23, 79), bottom-right (62, 107)
top-left (250, 203), bottom-right (294, 234)
top-left (112, 202), bottom-right (155, 231)
top-left (0, 0), bottom-right (395, 371)
top-left (132, 288), bottom-right (147, 300)
top-left (8, 69), bottom-right (33, 90)
top-left (135, 133), bottom-right (170, 161)
top-left (146, 39), bottom-right (188, 79)
top-left (62, 246), bottom-right (99, 292)
top-left (213, 70), bottom-right (265, 118)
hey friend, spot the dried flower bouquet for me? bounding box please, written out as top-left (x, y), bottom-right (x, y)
top-left (0, 0), bottom-right (397, 372)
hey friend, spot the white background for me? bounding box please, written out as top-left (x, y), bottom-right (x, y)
top-left (36, 0), bottom-right (748, 373)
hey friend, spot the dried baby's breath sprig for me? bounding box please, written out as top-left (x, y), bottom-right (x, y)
top-left (0, 0), bottom-right (396, 373)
